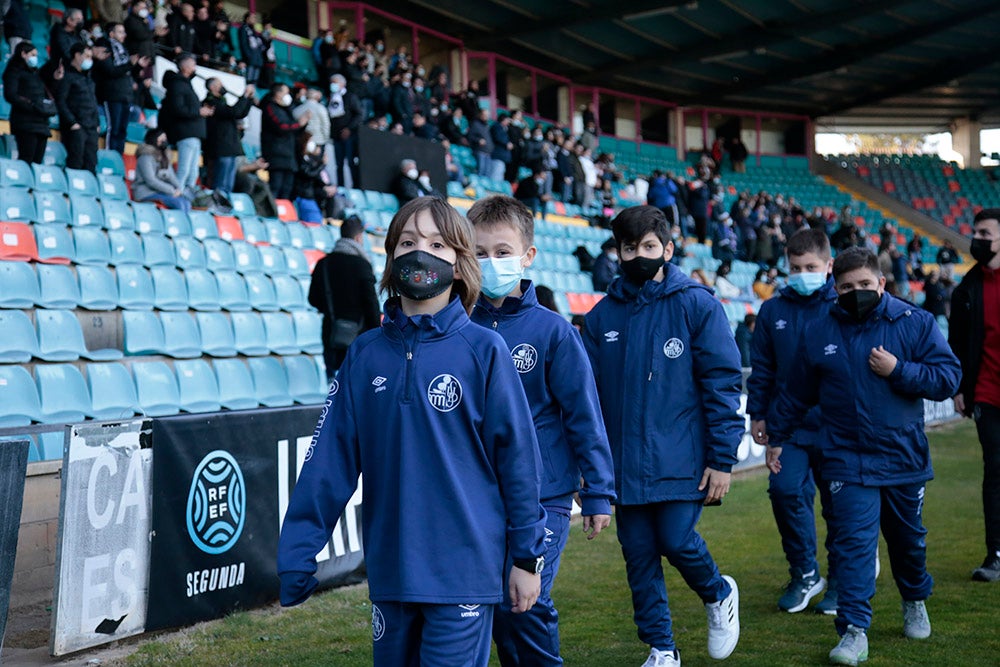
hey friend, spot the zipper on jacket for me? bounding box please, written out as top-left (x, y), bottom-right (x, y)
top-left (402, 338), bottom-right (415, 403)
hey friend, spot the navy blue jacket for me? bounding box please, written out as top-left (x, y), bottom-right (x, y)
top-left (769, 294), bottom-right (961, 486)
top-left (583, 264), bottom-right (745, 505)
top-left (490, 122), bottom-right (512, 163)
top-left (747, 280), bottom-right (837, 447)
top-left (471, 281), bottom-right (616, 515)
top-left (278, 296), bottom-right (547, 606)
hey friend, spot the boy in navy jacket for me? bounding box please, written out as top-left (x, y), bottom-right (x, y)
top-left (467, 196), bottom-right (616, 666)
top-left (278, 197), bottom-right (548, 667)
top-left (747, 228), bottom-right (839, 614)
top-left (583, 206), bottom-right (743, 667)
top-left (770, 247), bottom-right (961, 666)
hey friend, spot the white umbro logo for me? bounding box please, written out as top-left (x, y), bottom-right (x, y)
top-left (459, 604), bottom-right (481, 618)
top-left (824, 344), bottom-right (838, 356)
top-left (604, 330), bottom-right (620, 342)
top-left (775, 319), bottom-right (787, 330)
top-left (372, 376), bottom-right (388, 393)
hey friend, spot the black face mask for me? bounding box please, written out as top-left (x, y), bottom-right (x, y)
top-left (391, 250), bottom-right (454, 301)
top-left (620, 256), bottom-right (663, 284)
top-left (970, 238), bottom-right (998, 266)
top-left (838, 289), bottom-right (881, 321)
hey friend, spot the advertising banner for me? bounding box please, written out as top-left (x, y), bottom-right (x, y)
top-left (146, 406), bottom-right (364, 631)
top-left (0, 438), bottom-right (29, 656)
top-left (51, 421), bottom-right (153, 656)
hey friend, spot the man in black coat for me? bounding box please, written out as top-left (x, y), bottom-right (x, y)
top-left (57, 43), bottom-right (100, 173)
top-left (45, 8), bottom-right (83, 85)
top-left (514, 168), bottom-right (549, 220)
top-left (328, 73), bottom-right (362, 187)
top-left (94, 23), bottom-right (145, 154)
top-left (170, 2), bottom-right (197, 55)
top-left (388, 72), bottom-right (414, 134)
top-left (307, 215), bottom-right (380, 376)
top-left (260, 82), bottom-right (309, 200)
top-left (392, 159), bottom-right (440, 205)
top-left (237, 12), bottom-right (264, 85)
top-left (203, 78), bottom-right (255, 196)
top-left (160, 54), bottom-right (214, 194)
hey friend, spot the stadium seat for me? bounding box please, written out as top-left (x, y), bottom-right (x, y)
top-left (275, 274), bottom-right (306, 310)
top-left (229, 192), bottom-right (256, 218)
top-left (142, 233), bottom-right (175, 267)
top-left (77, 265), bottom-right (118, 310)
top-left (285, 222), bottom-right (312, 249)
top-left (308, 225), bottom-right (334, 251)
top-left (0, 188), bottom-right (34, 222)
top-left (313, 355), bottom-right (328, 386)
top-left (69, 194), bottom-right (104, 227)
top-left (43, 141), bottom-right (67, 167)
top-left (102, 199), bottom-right (135, 231)
top-left (172, 236), bottom-right (208, 270)
top-left (36, 308), bottom-right (122, 361)
top-left (33, 223), bottom-right (73, 264)
top-left (37, 264), bottom-right (81, 308)
top-left (122, 310), bottom-right (165, 355)
top-left (188, 210), bottom-right (219, 240)
top-left (97, 174), bottom-right (129, 200)
top-left (212, 358), bottom-right (258, 410)
top-left (184, 268), bottom-right (220, 311)
top-left (284, 355), bottom-right (326, 404)
top-left (215, 215), bottom-right (244, 241)
top-left (275, 199), bottom-right (297, 222)
top-left (85, 362), bottom-right (139, 420)
top-left (203, 238), bottom-right (236, 272)
top-left (283, 248), bottom-right (310, 277)
top-left (97, 149), bottom-right (126, 176)
top-left (302, 249), bottom-right (325, 273)
top-left (159, 311), bottom-right (202, 358)
top-left (0, 221), bottom-right (39, 261)
top-left (262, 312), bottom-right (299, 354)
top-left (232, 240), bottom-right (262, 274)
top-left (132, 361), bottom-right (181, 417)
top-left (291, 310), bottom-right (323, 354)
top-left (161, 209), bottom-right (192, 237)
top-left (174, 359), bottom-right (222, 413)
top-left (0, 158), bottom-right (33, 188)
top-left (231, 311), bottom-right (268, 355)
top-left (71, 227), bottom-right (110, 266)
top-left (247, 357), bottom-right (293, 407)
top-left (257, 245), bottom-right (288, 275)
top-left (133, 202), bottom-right (164, 235)
top-left (216, 270), bottom-right (251, 310)
top-left (66, 168), bottom-right (99, 197)
top-left (108, 230), bottom-right (144, 266)
top-left (35, 364), bottom-right (92, 423)
top-left (245, 271), bottom-right (279, 311)
top-left (265, 219), bottom-right (291, 246)
top-left (195, 312), bottom-right (236, 356)
top-left (33, 191), bottom-right (71, 224)
top-left (116, 265), bottom-right (155, 309)
top-left (0, 260), bottom-right (40, 307)
top-left (0, 366), bottom-right (42, 427)
top-left (37, 432), bottom-right (65, 460)
top-left (151, 266), bottom-right (188, 310)
top-left (0, 310), bottom-right (39, 362)
top-left (31, 163), bottom-right (68, 191)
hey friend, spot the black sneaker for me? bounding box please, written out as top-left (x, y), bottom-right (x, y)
top-left (972, 553), bottom-right (1000, 582)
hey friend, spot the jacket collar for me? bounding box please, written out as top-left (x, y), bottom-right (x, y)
top-left (831, 291), bottom-right (913, 324)
top-left (383, 294), bottom-right (469, 340)
top-left (474, 280), bottom-right (537, 317)
top-left (607, 262), bottom-right (711, 304)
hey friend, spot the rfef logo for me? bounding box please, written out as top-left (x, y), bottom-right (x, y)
top-left (511, 343), bottom-right (538, 373)
top-left (372, 604), bottom-right (386, 641)
top-left (186, 450), bottom-right (246, 555)
top-left (427, 374), bottom-right (463, 412)
top-left (663, 337), bottom-right (685, 359)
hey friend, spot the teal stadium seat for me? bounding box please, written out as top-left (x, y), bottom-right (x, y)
top-left (86, 362), bottom-right (139, 420)
top-left (31, 163), bottom-right (67, 191)
top-left (102, 200), bottom-right (135, 231)
top-left (159, 311), bottom-right (202, 358)
top-left (173, 236), bottom-right (207, 270)
top-left (230, 311), bottom-right (268, 355)
top-left (34, 191), bottom-right (71, 224)
top-left (36, 308), bottom-right (121, 361)
top-left (132, 202), bottom-right (164, 235)
top-left (0, 365), bottom-right (42, 426)
top-left (203, 238), bottom-right (236, 271)
top-left (239, 217), bottom-right (266, 245)
top-left (258, 245), bottom-right (288, 275)
top-left (36, 264), bottom-right (80, 308)
top-left (275, 274), bottom-right (306, 310)
top-left (161, 209), bottom-right (192, 237)
top-left (142, 234), bottom-right (175, 267)
top-left (34, 223), bottom-right (74, 264)
top-left (132, 361), bottom-right (181, 417)
top-left (284, 354), bottom-right (326, 404)
top-left (174, 359), bottom-right (221, 413)
top-left (262, 312), bottom-right (299, 354)
top-left (232, 240), bottom-right (262, 273)
top-left (0, 310), bottom-right (38, 362)
top-left (247, 357), bottom-right (293, 407)
top-left (184, 268), bottom-right (220, 311)
top-left (229, 193), bottom-right (256, 218)
top-left (151, 266), bottom-right (188, 311)
top-left (0, 158), bottom-right (34, 188)
top-left (122, 310), bottom-right (165, 355)
top-left (1, 187), bottom-right (35, 221)
top-left (43, 141), bottom-right (67, 167)
top-left (116, 265), bottom-right (155, 309)
top-left (97, 149), bottom-right (125, 176)
top-left (291, 310), bottom-right (323, 354)
top-left (309, 225), bottom-right (333, 251)
top-left (108, 229), bottom-right (144, 266)
top-left (265, 220), bottom-right (291, 246)
top-left (285, 222), bottom-right (312, 249)
top-left (38, 432), bottom-right (66, 461)
top-left (77, 265), bottom-right (118, 310)
top-left (66, 168), bottom-right (98, 197)
top-left (216, 270), bottom-right (251, 311)
top-left (245, 272), bottom-right (278, 311)
top-left (69, 194), bottom-right (103, 227)
top-left (195, 312), bottom-right (236, 357)
top-left (72, 227), bottom-right (111, 265)
top-left (213, 358), bottom-right (258, 410)
top-left (35, 364), bottom-right (92, 423)
top-left (0, 261), bottom-right (39, 307)
top-left (283, 248), bottom-right (310, 277)
top-left (188, 210), bottom-right (218, 240)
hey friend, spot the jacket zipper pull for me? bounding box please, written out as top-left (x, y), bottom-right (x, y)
top-left (407, 352), bottom-right (413, 360)
top-left (492, 320), bottom-right (498, 330)
top-left (647, 372), bottom-right (652, 381)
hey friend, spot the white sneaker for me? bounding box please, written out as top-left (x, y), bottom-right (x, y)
top-left (706, 575), bottom-right (739, 659)
top-left (875, 545), bottom-right (881, 579)
top-left (641, 647), bottom-right (680, 666)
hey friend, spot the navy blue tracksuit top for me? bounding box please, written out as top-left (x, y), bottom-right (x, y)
top-left (582, 264), bottom-right (745, 505)
top-left (746, 280), bottom-right (838, 446)
top-left (769, 294), bottom-right (962, 486)
top-left (278, 296), bottom-right (548, 606)
top-left (471, 280), bottom-right (617, 515)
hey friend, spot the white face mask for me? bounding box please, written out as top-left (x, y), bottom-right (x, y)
top-left (280, 93), bottom-right (292, 106)
top-left (137, 8), bottom-right (149, 18)
top-left (418, 175), bottom-right (431, 189)
top-left (306, 141), bottom-right (316, 153)
top-left (406, 168), bottom-right (418, 180)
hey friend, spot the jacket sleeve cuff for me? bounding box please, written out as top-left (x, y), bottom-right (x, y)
top-left (506, 508), bottom-right (548, 560)
top-left (279, 572), bottom-right (319, 607)
top-left (707, 461), bottom-right (734, 474)
top-left (580, 496), bottom-right (612, 516)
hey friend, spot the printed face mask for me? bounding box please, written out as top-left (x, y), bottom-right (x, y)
top-left (391, 250), bottom-right (454, 301)
top-left (478, 255), bottom-right (525, 299)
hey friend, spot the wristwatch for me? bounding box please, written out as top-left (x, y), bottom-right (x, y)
top-left (513, 556), bottom-right (545, 575)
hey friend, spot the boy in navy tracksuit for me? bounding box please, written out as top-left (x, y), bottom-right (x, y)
top-left (467, 196), bottom-right (617, 666)
top-left (278, 197), bottom-right (548, 667)
top-left (583, 206), bottom-right (743, 667)
top-left (747, 228), bottom-right (839, 614)
top-left (770, 247), bottom-right (961, 666)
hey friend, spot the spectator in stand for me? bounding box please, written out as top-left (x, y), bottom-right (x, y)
top-left (460, 79), bottom-right (481, 118)
top-left (294, 138), bottom-right (340, 223)
top-left (328, 73), bottom-right (363, 188)
top-left (729, 136), bottom-right (748, 173)
top-left (714, 262), bottom-right (742, 300)
top-left (571, 143), bottom-right (587, 205)
top-left (441, 106), bottom-right (468, 146)
top-left (687, 176), bottom-right (710, 243)
top-left (753, 268), bottom-right (776, 300)
top-left (556, 137), bottom-right (575, 203)
top-left (203, 78), bottom-right (255, 198)
top-left (292, 87), bottom-right (330, 151)
top-left (160, 54), bottom-right (213, 196)
top-left (468, 108), bottom-right (494, 178)
top-left (412, 75), bottom-right (430, 121)
top-left (3, 42), bottom-right (57, 164)
top-left (489, 113), bottom-right (513, 183)
top-left (411, 112), bottom-right (436, 141)
top-left (712, 212), bottom-right (738, 264)
top-left (233, 155), bottom-right (277, 218)
top-left (936, 240), bottom-right (960, 281)
top-left (514, 168), bottom-right (549, 221)
top-left (441, 139), bottom-right (467, 186)
top-left (261, 82), bottom-right (309, 200)
top-left (312, 30), bottom-right (335, 85)
top-left (579, 145), bottom-right (598, 209)
top-left (430, 70), bottom-right (449, 106)
top-left (591, 237), bottom-right (619, 292)
top-left (169, 3), bottom-right (196, 55)
top-left (505, 109), bottom-right (526, 182)
top-left (94, 23), bottom-right (143, 155)
top-left (45, 8), bottom-right (83, 84)
top-left (238, 12), bottom-right (264, 85)
top-left (192, 5), bottom-right (221, 62)
top-left (57, 44), bottom-right (100, 173)
top-left (125, 1), bottom-right (154, 56)
top-left (579, 119), bottom-right (598, 152)
top-left (133, 129), bottom-right (191, 211)
top-left (922, 269), bottom-right (948, 320)
top-left (342, 47), bottom-right (368, 98)
top-left (259, 18), bottom-right (277, 88)
top-left (647, 170), bottom-right (679, 225)
top-left (908, 235), bottom-right (925, 280)
top-left (388, 71), bottom-right (414, 134)
top-left (734, 313), bottom-right (755, 368)
top-left (388, 42), bottom-right (408, 73)
top-left (392, 159), bottom-right (439, 205)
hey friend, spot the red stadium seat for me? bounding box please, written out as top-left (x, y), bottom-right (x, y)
top-left (942, 166), bottom-right (954, 176)
top-left (275, 199), bottom-right (298, 222)
top-left (123, 154), bottom-right (137, 182)
top-left (215, 216), bottom-right (245, 241)
top-left (948, 181), bottom-right (960, 193)
top-left (302, 249), bottom-right (326, 273)
top-left (0, 221), bottom-right (39, 261)
top-left (565, 292), bottom-right (603, 315)
top-left (552, 201), bottom-right (566, 216)
top-left (882, 182), bottom-right (895, 193)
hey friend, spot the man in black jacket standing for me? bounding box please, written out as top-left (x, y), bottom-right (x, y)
top-left (57, 43), bottom-right (100, 173)
top-left (95, 23), bottom-right (146, 154)
top-left (160, 54), bottom-right (214, 195)
top-left (328, 73), bottom-right (362, 188)
top-left (237, 12), bottom-right (263, 85)
top-left (260, 82), bottom-right (308, 200)
top-left (307, 215), bottom-right (380, 377)
top-left (203, 78), bottom-right (255, 197)
top-left (950, 209), bottom-right (1000, 583)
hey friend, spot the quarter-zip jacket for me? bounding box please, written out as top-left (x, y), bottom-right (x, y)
top-left (471, 281), bottom-right (616, 515)
top-left (278, 296), bottom-right (547, 606)
top-left (746, 280), bottom-right (838, 446)
top-left (769, 294), bottom-right (961, 486)
top-left (583, 264), bottom-right (744, 505)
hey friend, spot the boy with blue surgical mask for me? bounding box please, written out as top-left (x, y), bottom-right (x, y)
top-left (468, 195), bottom-right (616, 667)
top-left (747, 228), bottom-right (840, 615)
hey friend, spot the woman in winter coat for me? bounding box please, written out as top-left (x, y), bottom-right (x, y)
top-left (132, 129), bottom-right (191, 211)
top-left (3, 41), bottom-right (58, 164)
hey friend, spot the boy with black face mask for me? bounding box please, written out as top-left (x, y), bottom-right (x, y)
top-left (583, 206), bottom-right (743, 666)
top-left (770, 247), bottom-right (961, 666)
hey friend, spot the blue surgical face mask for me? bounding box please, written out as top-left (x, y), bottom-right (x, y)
top-left (787, 271), bottom-right (827, 296)
top-left (478, 255), bottom-right (525, 299)
top-left (81, 58), bottom-right (93, 71)
top-left (26, 55), bottom-right (38, 68)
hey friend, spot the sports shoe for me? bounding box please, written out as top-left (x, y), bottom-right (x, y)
top-left (829, 624), bottom-right (868, 666)
top-left (706, 575), bottom-right (739, 660)
top-left (902, 600), bottom-right (931, 639)
top-left (778, 568), bottom-right (826, 613)
top-left (814, 578), bottom-right (838, 616)
top-left (641, 647), bottom-right (680, 667)
top-left (972, 553), bottom-right (1000, 582)
top-left (874, 545), bottom-right (881, 579)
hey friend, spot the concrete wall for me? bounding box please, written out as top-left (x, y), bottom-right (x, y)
top-left (10, 462), bottom-right (61, 608)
